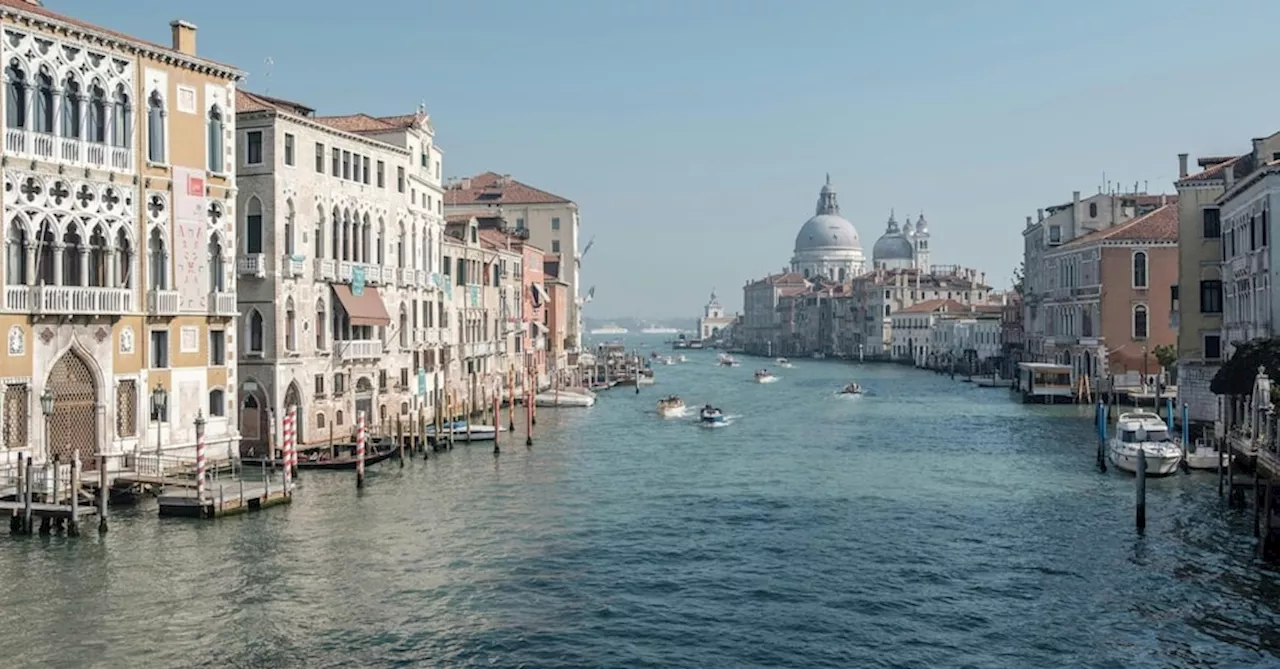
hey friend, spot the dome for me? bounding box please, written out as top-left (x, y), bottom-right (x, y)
top-left (794, 213), bottom-right (862, 252)
top-left (872, 233), bottom-right (914, 261)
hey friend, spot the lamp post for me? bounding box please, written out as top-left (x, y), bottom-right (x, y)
top-left (40, 387), bottom-right (53, 461)
top-left (152, 383), bottom-right (168, 475)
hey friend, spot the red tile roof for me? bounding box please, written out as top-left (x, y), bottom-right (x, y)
top-left (478, 229), bottom-right (525, 254)
top-left (897, 299), bottom-right (968, 314)
top-left (313, 114), bottom-right (399, 133)
top-left (1059, 203), bottom-right (1177, 248)
top-left (444, 172), bottom-right (571, 206)
top-left (1177, 156), bottom-right (1244, 185)
top-left (0, 0), bottom-right (241, 74)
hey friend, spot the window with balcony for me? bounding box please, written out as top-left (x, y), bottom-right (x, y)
top-left (5, 63), bottom-right (25, 129)
top-left (285, 298), bottom-right (297, 352)
top-left (60, 75), bottom-right (80, 138)
top-left (245, 130), bottom-right (263, 165)
top-left (209, 234), bottom-right (225, 292)
top-left (210, 329), bottom-right (226, 365)
top-left (248, 309), bottom-right (264, 354)
top-left (284, 133), bottom-right (295, 166)
top-left (284, 203), bottom-right (295, 256)
top-left (111, 84), bottom-right (130, 149)
top-left (146, 90), bottom-right (166, 163)
top-left (207, 105), bottom-right (224, 172)
top-left (150, 329), bottom-right (169, 368)
top-left (116, 229), bottom-right (132, 289)
top-left (245, 197), bottom-right (263, 254)
top-left (1200, 279), bottom-right (1223, 313)
top-left (6, 221), bottom-right (25, 284)
top-left (315, 142), bottom-right (325, 172)
top-left (315, 298), bottom-right (328, 349)
top-left (148, 228), bottom-right (168, 290)
top-left (1132, 304), bottom-right (1148, 339)
top-left (33, 69), bottom-right (52, 133)
top-left (1132, 251), bottom-right (1148, 288)
top-left (314, 207), bottom-right (324, 259)
top-left (88, 226), bottom-right (107, 287)
top-left (88, 84), bottom-right (106, 143)
top-left (208, 389), bottom-right (225, 417)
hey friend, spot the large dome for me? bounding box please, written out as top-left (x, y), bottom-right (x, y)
top-left (794, 213), bottom-right (861, 252)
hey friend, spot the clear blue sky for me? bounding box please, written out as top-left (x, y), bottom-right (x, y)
top-left (57, 0), bottom-right (1280, 320)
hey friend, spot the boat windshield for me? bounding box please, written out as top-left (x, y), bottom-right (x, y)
top-left (1121, 427), bottom-right (1171, 443)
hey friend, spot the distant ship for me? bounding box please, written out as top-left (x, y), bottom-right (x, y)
top-left (641, 326), bottom-right (680, 335)
top-left (590, 324), bottom-right (629, 335)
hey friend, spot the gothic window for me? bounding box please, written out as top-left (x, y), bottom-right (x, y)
top-left (147, 90), bottom-right (165, 163)
top-left (111, 84), bottom-right (130, 148)
top-left (6, 220), bottom-right (26, 285)
top-left (209, 233), bottom-right (225, 292)
top-left (207, 105), bottom-right (224, 172)
top-left (245, 196), bottom-right (263, 254)
top-left (331, 206), bottom-right (340, 260)
top-left (88, 83), bottom-right (106, 143)
top-left (61, 225), bottom-right (82, 286)
top-left (60, 75), bottom-right (80, 138)
top-left (148, 228), bottom-right (167, 290)
top-left (35, 221), bottom-right (54, 285)
top-left (396, 223), bottom-right (406, 267)
top-left (399, 306), bottom-right (408, 348)
top-left (314, 205), bottom-right (324, 258)
top-left (5, 61), bottom-right (26, 129)
top-left (88, 225), bottom-right (107, 287)
top-left (315, 298), bottom-right (327, 349)
top-left (285, 298), bottom-right (297, 352)
top-left (284, 200), bottom-right (295, 256)
top-left (377, 219), bottom-right (386, 265)
top-left (116, 229), bottom-right (133, 289)
top-left (248, 309), bottom-right (264, 353)
top-left (33, 69), bottom-right (53, 133)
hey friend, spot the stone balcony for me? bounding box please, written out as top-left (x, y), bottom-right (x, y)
top-left (335, 339), bottom-right (384, 361)
top-left (146, 290), bottom-right (180, 316)
top-left (237, 254), bottom-right (266, 278)
top-left (5, 285), bottom-right (133, 315)
top-left (282, 255), bottom-right (305, 278)
top-left (210, 291), bottom-right (237, 316)
top-left (4, 128), bottom-right (133, 174)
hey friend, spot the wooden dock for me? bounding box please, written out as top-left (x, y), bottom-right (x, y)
top-left (157, 477), bottom-right (291, 519)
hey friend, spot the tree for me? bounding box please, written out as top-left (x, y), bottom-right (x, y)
top-left (1152, 344), bottom-right (1177, 383)
top-left (1011, 261), bottom-right (1024, 294)
top-left (1209, 337), bottom-right (1280, 396)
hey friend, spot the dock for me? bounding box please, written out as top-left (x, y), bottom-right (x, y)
top-left (158, 479), bottom-right (291, 519)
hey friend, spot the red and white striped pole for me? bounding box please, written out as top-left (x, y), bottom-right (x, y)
top-left (281, 405), bottom-right (294, 493)
top-left (356, 411), bottom-right (366, 489)
top-left (194, 410), bottom-right (207, 509)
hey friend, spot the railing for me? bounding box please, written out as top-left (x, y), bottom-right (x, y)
top-left (314, 258), bottom-right (337, 281)
top-left (237, 254), bottom-right (266, 277)
top-left (18, 285), bottom-right (134, 315)
top-left (147, 290), bottom-right (180, 315)
top-left (335, 339), bottom-right (384, 360)
top-left (5, 128), bottom-right (134, 174)
top-left (211, 291), bottom-right (237, 316)
top-left (338, 261), bottom-right (353, 282)
top-left (283, 255), bottom-right (306, 278)
top-left (398, 268), bottom-right (414, 286)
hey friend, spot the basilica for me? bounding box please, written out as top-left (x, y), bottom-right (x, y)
top-left (741, 176), bottom-right (999, 360)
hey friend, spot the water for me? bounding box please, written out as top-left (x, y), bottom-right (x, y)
top-left (4, 349), bottom-right (1280, 668)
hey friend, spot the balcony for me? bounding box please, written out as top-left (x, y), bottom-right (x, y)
top-left (397, 267), bottom-right (414, 287)
top-left (6, 285), bottom-right (134, 315)
top-left (237, 254), bottom-right (266, 278)
top-left (4, 128), bottom-right (134, 174)
top-left (282, 255), bottom-right (306, 278)
top-left (314, 258), bottom-right (337, 281)
top-left (335, 339), bottom-right (384, 361)
top-left (210, 291), bottom-right (237, 316)
top-left (146, 290), bottom-right (180, 316)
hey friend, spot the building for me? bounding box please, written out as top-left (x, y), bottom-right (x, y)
top-left (1217, 147), bottom-right (1280, 356)
top-left (870, 211), bottom-right (930, 271)
top-left (231, 90), bottom-right (444, 453)
top-left (1040, 203), bottom-right (1178, 384)
top-left (740, 272), bottom-right (808, 356)
top-left (0, 4), bottom-right (243, 467)
top-left (847, 265), bottom-right (992, 358)
top-left (444, 172), bottom-right (582, 351)
top-left (1000, 291), bottom-right (1024, 374)
top-left (697, 289), bottom-right (734, 341)
top-left (889, 299), bottom-right (966, 365)
top-left (790, 175), bottom-right (864, 280)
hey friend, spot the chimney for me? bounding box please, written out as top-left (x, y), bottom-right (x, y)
top-left (1254, 138), bottom-right (1264, 161)
top-left (1025, 215), bottom-right (1032, 228)
top-left (1177, 153), bottom-right (1189, 178)
top-left (1072, 190), bottom-right (1081, 222)
top-left (460, 178), bottom-right (472, 189)
top-left (169, 20), bottom-right (197, 55)
top-left (1160, 194), bottom-right (1168, 206)
top-left (1037, 208), bottom-right (1044, 222)
top-left (1224, 164), bottom-right (1235, 190)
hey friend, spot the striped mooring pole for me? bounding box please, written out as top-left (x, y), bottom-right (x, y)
top-left (282, 405), bottom-right (295, 493)
top-left (195, 410), bottom-right (207, 508)
top-left (356, 411), bottom-right (367, 489)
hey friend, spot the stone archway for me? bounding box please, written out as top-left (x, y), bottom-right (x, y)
top-left (238, 384), bottom-right (268, 457)
top-left (46, 348), bottom-right (99, 469)
top-left (354, 377), bottom-right (374, 430)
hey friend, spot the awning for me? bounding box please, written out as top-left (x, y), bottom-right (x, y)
top-left (332, 284), bottom-right (392, 327)
top-left (531, 282), bottom-right (548, 307)
top-left (532, 321), bottom-right (548, 335)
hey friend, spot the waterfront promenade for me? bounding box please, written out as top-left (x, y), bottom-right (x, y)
top-left (0, 350), bottom-right (1277, 668)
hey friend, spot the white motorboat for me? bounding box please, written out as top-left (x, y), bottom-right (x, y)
top-left (656, 395), bottom-right (686, 418)
top-left (659, 356), bottom-right (676, 365)
top-left (534, 388), bottom-right (597, 407)
top-left (424, 421), bottom-right (501, 443)
top-left (699, 405), bottom-right (726, 426)
top-left (676, 355), bottom-right (688, 363)
top-left (717, 353), bottom-right (740, 367)
top-left (754, 369), bottom-right (778, 384)
top-left (1108, 411), bottom-right (1183, 476)
top-left (1183, 438), bottom-right (1233, 470)
top-left (838, 382), bottom-right (863, 396)
top-left (775, 357), bottom-right (794, 368)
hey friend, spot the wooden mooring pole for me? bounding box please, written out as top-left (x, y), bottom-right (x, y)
top-left (1136, 448), bottom-right (1148, 532)
top-left (1095, 400), bottom-right (1107, 473)
top-left (493, 389), bottom-right (501, 456)
top-left (68, 453), bottom-right (81, 537)
top-left (97, 453), bottom-right (108, 533)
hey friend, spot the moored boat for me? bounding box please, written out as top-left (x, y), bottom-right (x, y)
top-left (1108, 410), bottom-right (1183, 475)
top-left (1183, 439), bottom-right (1233, 470)
top-left (535, 388), bottom-right (597, 407)
top-left (244, 444), bottom-right (398, 470)
top-left (699, 405), bottom-right (725, 425)
top-left (754, 369), bottom-right (777, 384)
top-left (657, 395), bottom-right (686, 418)
top-left (425, 420), bottom-right (501, 443)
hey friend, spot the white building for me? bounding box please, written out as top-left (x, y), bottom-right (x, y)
top-left (233, 90), bottom-right (445, 452)
top-left (1218, 162), bottom-right (1278, 358)
top-left (870, 211), bottom-right (930, 271)
top-left (698, 289), bottom-right (735, 340)
top-left (790, 176), bottom-right (865, 280)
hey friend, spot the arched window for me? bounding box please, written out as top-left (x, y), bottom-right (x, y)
top-left (36, 220), bottom-right (54, 285)
top-left (245, 197), bottom-right (263, 254)
top-left (207, 105), bottom-right (224, 172)
top-left (6, 220), bottom-right (26, 285)
top-left (283, 200), bottom-right (295, 256)
top-left (1133, 304), bottom-right (1149, 339)
top-left (5, 61), bottom-right (26, 129)
top-left (331, 206), bottom-right (341, 260)
top-left (61, 225), bottom-right (82, 286)
top-left (112, 84), bottom-right (130, 148)
top-left (399, 306), bottom-right (408, 348)
top-left (336, 410), bottom-right (345, 426)
top-left (316, 413), bottom-right (326, 429)
top-left (34, 69), bottom-right (53, 133)
top-left (147, 90), bottom-right (165, 163)
top-left (148, 228), bottom-right (167, 290)
top-left (285, 298), bottom-right (297, 351)
top-left (341, 209), bottom-right (352, 261)
top-left (209, 389), bottom-right (226, 417)
top-left (314, 205), bottom-right (324, 258)
top-left (362, 213), bottom-right (372, 263)
top-left (116, 229), bottom-right (133, 289)
top-left (248, 309), bottom-right (264, 353)
top-left (60, 75), bottom-right (80, 138)
top-left (396, 223), bottom-right (406, 267)
top-left (377, 219), bottom-right (386, 265)
top-left (1088, 202), bottom-right (1098, 218)
top-left (209, 234), bottom-right (225, 292)
top-left (88, 83), bottom-right (106, 143)
top-left (1132, 251), bottom-right (1148, 288)
top-left (88, 226), bottom-right (107, 287)
top-left (315, 298), bottom-right (327, 349)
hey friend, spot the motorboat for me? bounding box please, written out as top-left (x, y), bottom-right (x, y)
top-left (717, 353), bottom-right (739, 367)
top-left (1183, 438), bottom-right (1233, 470)
top-left (676, 355), bottom-right (688, 363)
top-left (657, 395), bottom-right (687, 418)
top-left (638, 369), bottom-right (657, 385)
top-left (754, 369), bottom-right (778, 384)
top-left (1108, 411), bottom-right (1183, 476)
top-left (775, 357), bottom-right (794, 368)
top-left (811, 352), bottom-right (826, 360)
top-left (699, 405), bottom-right (726, 425)
top-left (535, 388), bottom-right (597, 407)
top-left (838, 382), bottom-right (863, 395)
top-left (658, 355), bottom-right (676, 365)
top-left (424, 420), bottom-right (501, 443)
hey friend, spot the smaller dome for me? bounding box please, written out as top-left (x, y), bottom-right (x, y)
top-left (873, 234), bottom-right (915, 261)
top-left (915, 213), bottom-right (929, 234)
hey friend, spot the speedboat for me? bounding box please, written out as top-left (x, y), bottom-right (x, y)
top-left (699, 405), bottom-right (726, 425)
top-left (717, 353), bottom-right (739, 367)
top-left (659, 356), bottom-right (676, 365)
top-left (754, 369), bottom-right (778, 384)
top-left (657, 395), bottom-right (687, 418)
top-left (424, 420), bottom-right (500, 443)
top-left (838, 382), bottom-right (863, 395)
top-left (1184, 438), bottom-right (1233, 470)
top-left (676, 355), bottom-right (688, 363)
top-left (535, 388), bottom-right (597, 407)
top-left (775, 357), bottom-right (793, 368)
top-left (1108, 411), bottom-right (1183, 476)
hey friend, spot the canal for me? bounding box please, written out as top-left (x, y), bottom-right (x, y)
top-left (2, 349), bottom-right (1280, 668)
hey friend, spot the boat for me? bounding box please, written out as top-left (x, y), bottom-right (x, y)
top-left (676, 355), bottom-right (688, 363)
top-left (535, 388), bottom-right (597, 407)
top-left (424, 420), bottom-right (501, 443)
top-left (244, 444), bottom-right (398, 470)
top-left (811, 352), bottom-right (826, 360)
top-left (689, 339), bottom-right (705, 349)
top-left (1183, 438), bottom-right (1233, 470)
top-left (775, 357), bottom-right (793, 368)
top-left (838, 382), bottom-right (863, 395)
top-left (754, 369), bottom-right (778, 384)
top-left (699, 405), bottom-right (726, 425)
top-left (657, 395), bottom-right (687, 418)
top-left (1108, 411), bottom-right (1183, 476)
top-left (717, 353), bottom-right (739, 367)
top-left (658, 355), bottom-right (676, 365)
top-left (637, 369), bottom-right (657, 385)
top-left (642, 326), bottom-right (681, 335)
top-left (589, 324), bottom-right (629, 335)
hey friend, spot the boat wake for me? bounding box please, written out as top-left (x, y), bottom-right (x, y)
top-left (696, 413), bottom-right (741, 428)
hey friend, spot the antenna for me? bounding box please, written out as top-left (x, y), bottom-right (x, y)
top-left (263, 57), bottom-right (275, 94)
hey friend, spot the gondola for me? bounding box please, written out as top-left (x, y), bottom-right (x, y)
top-left (242, 444), bottom-right (399, 470)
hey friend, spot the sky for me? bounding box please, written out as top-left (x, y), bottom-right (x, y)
top-left (53, 0), bottom-right (1280, 320)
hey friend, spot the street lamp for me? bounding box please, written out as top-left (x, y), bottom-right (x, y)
top-left (152, 383), bottom-right (168, 461)
top-left (40, 387), bottom-right (53, 460)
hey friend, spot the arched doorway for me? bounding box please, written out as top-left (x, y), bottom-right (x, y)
top-left (354, 376), bottom-right (374, 430)
top-left (283, 382), bottom-right (303, 444)
top-left (239, 385), bottom-right (267, 457)
top-left (46, 349), bottom-right (99, 469)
